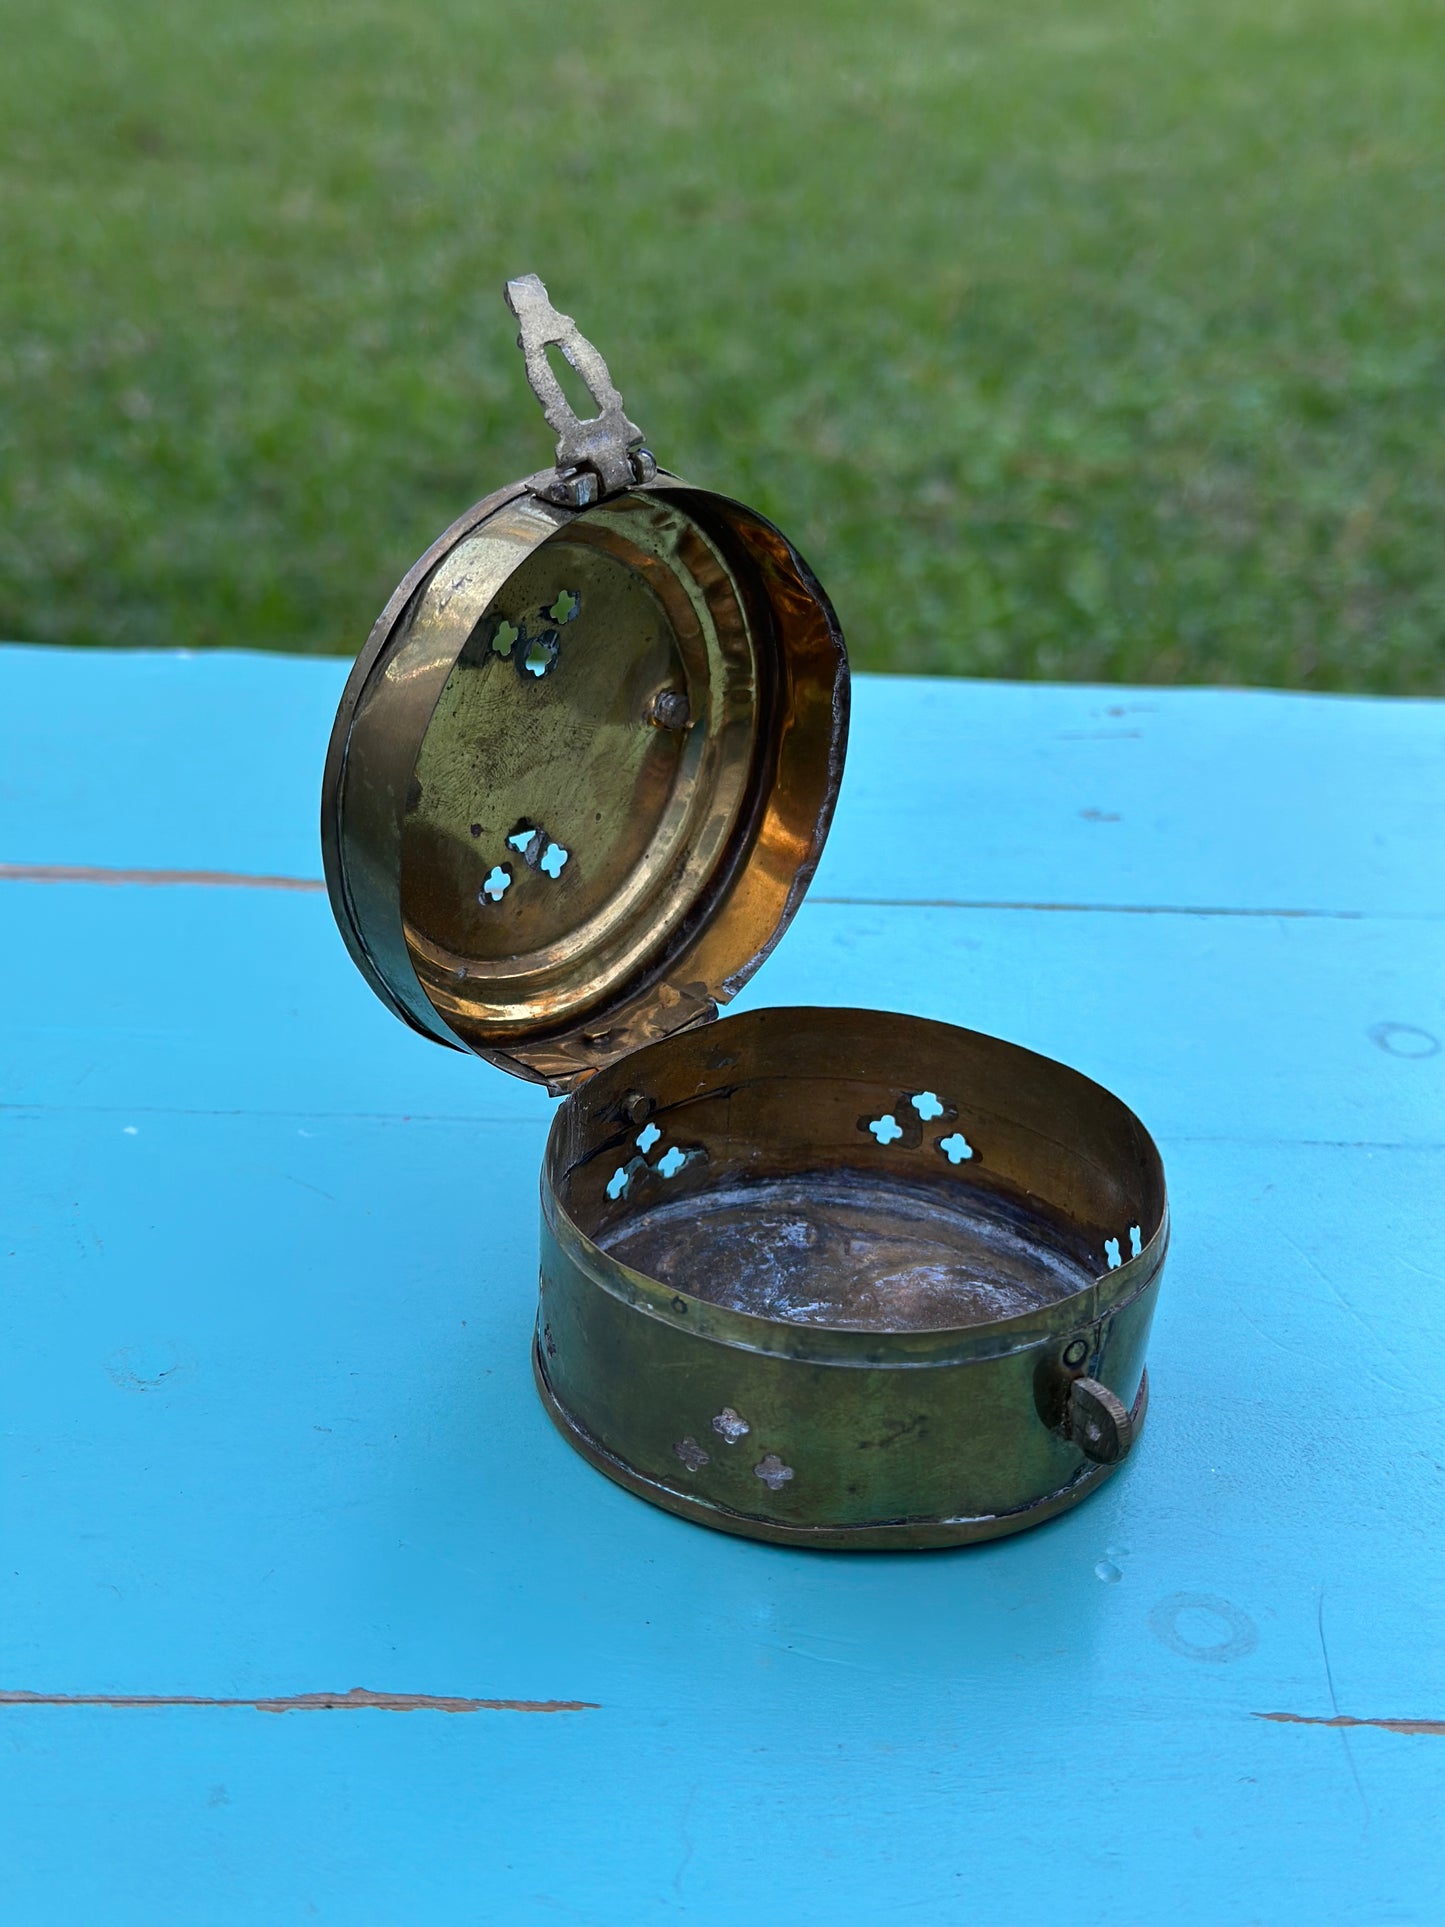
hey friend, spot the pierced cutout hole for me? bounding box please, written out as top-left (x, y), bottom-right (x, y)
top-left (1129, 1224), bottom-right (1143, 1259)
top-left (939, 1131), bottom-right (974, 1164)
top-left (539, 841), bottom-right (569, 878)
top-left (491, 618), bottom-right (520, 658)
top-left (754, 1455), bottom-right (794, 1491)
top-left (1105, 1237), bottom-right (1122, 1271)
top-left (508, 822), bottom-right (541, 860)
top-left (606, 1154), bottom-right (650, 1202)
top-left (636, 1122), bottom-right (662, 1153)
top-left (673, 1437), bottom-right (709, 1471)
top-left (656, 1145), bottom-right (689, 1179)
top-left (522, 630), bottom-right (559, 678)
top-left (868, 1114), bottom-right (904, 1146)
top-left (549, 589), bottom-right (580, 624)
top-left (712, 1408), bottom-right (750, 1442)
top-left (544, 340), bottom-right (600, 421)
top-left (479, 865), bottom-right (512, 903)
top-left (911, 1091), bottom-right (945, 1121)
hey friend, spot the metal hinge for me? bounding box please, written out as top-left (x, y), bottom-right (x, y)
top-left (504, 273), bottom-right (658, 509)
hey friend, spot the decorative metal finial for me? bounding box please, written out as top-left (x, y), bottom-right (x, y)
top-left (504, 273), bottom-right (656, 508)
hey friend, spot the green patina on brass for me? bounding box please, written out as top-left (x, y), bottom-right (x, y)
top-left (534, 1006), bottom-right (1165, 1549)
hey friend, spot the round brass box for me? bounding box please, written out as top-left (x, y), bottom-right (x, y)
top-left (536, 1006), bottom-right (1166, 1549)
top-left (322, 275), bottom-right (1169, 1551)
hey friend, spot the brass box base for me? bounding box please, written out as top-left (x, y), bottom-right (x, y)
top-left (535, 1343), bottom-right (1150, 1550)
top-left (536, 1007), bottom-right (1167, 1549)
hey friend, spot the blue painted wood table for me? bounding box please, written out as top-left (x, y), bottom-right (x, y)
top-left (3, 644), bottom-right (1443, 1924)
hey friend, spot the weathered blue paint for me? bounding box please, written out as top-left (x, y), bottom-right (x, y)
top-left (1, 646), bottom-right (1443, 1924)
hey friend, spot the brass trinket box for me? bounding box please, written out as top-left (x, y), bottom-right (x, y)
top-left (322, 276), bottom-right (1168, 1549)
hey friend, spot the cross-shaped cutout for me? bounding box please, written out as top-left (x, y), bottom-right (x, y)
top-left (868, 1115), bottom-right (904, 1145)
top-left (754, 1455), bottom-right (794, 1491)
top-left (491, 619), bottom-right (520, 657)
top-left (480, 865), bottom-right (511, 903)
top-left (636, 1122), bottom-right (661, 1153)
top-left (1129, 1224), bottom-right (1143, 1258)
top-left (522, 631), bottom-right (559, 678)
top-left (939, 1132), bottom-right (973, 1164)
top-left (607, 1160), bottom-right (647, 1202)
top-left (539, 841), bottom-right (569, 878)
top-left (1105, 1237), bottom-right (1122, 1271)
top-left (549, 589), bottom-right (580, 624)
top-left (911, 1090), bottom-right (945, 1120)
top-left (656, 1146), bottom-right (688, 1179)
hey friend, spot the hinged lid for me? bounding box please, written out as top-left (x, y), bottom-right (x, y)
top-left (322, 275), bottom-right (848, 1094)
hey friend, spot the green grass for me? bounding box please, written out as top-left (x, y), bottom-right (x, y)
top-left (1, 0), bottom-right (1443, 689)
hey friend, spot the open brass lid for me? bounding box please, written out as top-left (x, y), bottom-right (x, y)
top-left (322, 276), bottom-right (849, 1093)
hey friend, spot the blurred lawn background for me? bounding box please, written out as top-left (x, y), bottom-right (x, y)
top-left (0, 0), bottom-right (1442, 689)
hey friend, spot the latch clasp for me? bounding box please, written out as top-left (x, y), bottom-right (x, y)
top-left (504, 273), bottom-right (657, 508)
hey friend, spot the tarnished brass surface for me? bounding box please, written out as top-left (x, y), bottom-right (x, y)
top-left (322, 275), bottom-right (1170, 1549)
top-left (322, 273), bottom-right (845, 1090)
top-left (322, 480), bottom-right (846, 1090)
top-left (536, 1007), bottom-right (1168, 1548)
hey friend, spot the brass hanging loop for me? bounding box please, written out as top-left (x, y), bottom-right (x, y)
top-left (504, 272), bottom-right (657, 507)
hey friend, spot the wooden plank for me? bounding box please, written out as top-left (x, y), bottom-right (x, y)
top-left (3, 645), bottom-right (1442, 917)
top-left (0, 882), bottom-right (1438, 1147)
top-left (822, 674), bottom-right (1445, 919)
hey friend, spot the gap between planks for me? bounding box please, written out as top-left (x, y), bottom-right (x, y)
top-left (7, 1690), bottom-right (1435, 1733)
top-left (0, 863), bottom-right (323, 892)
top-left (1254, 1711), bottom-right (1445, 1737)
top-left (0, 1687), bottom-right (597, 1715)
top-left (1, 863), bottom-right (1431, 922)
